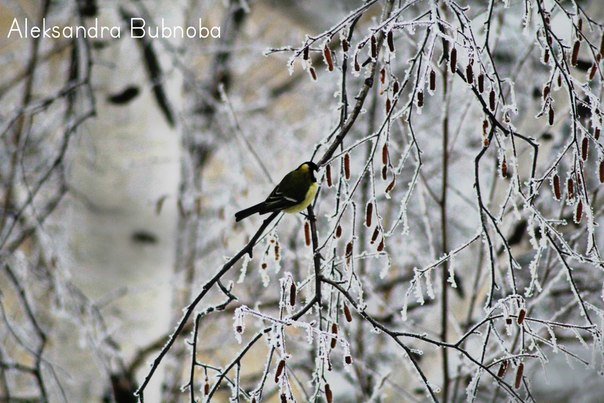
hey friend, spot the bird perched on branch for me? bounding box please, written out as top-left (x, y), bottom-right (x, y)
top-left (235, 162), bottom-right (319, 222)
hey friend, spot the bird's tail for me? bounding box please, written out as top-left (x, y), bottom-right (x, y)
top-left (235, 202), bottom-right (265, 222)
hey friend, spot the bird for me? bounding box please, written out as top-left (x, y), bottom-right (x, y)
top-left (235, 161), bottom-right (319, 222)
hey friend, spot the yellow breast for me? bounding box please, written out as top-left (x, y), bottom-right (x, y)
top-left (283, 182), bottom-right (319, 213)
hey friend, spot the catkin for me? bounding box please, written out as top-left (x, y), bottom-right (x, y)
top-left (478, 73), bottom-right (484, 93)
top-left (344, 304), bottom-right (353, 322)
top-left (548, 105), bottom-right (554, 125)
top-left (497, 361), bottom-right (508, 378)
top-left (517, 308), bottom-right (526, 324)
top-left (325, 384), bottom-right (333, 403)
top-left (571, 40), bottom-right (580, 66)
top-left (275, 360), bottom-right (286, 383)
top-left (371, 35), bottom-right (377, 58)
top-left (366, 202), bottom-right (373, 227)
top-left (385, 178), bottom-right (396, 193)
top-left (581, 137), bottom-right (589, 161)
top-left (290, 282), bottom-right (296, 306)
top-left (324, 45), bottom-right (334, 71)
top-left (515, 363), bottom-right (524, 389)
top-left (304, 221), bottom-right (311, 246)
top-left (450, 47), bottom-right (457, 73)
top-left (371, 227), bottom-right (380, 244)
top-left (501, 157), bottom-right (508, 178)
top-left (387, 30), bottom-right (395, 52)
top-left (576, 200), bottom-right (583, 223)
top-left (489, 89), bottom-right (496, 111)
top-left (344, 153), bottom-right (351, 179)
top-left (330, 323), bottom-right (338, 348)
top-left (589, 63), bottom-right (598, 80)
top-left (553, 174), bottom-right (561, 200)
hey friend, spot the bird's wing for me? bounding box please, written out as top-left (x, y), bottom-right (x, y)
top-left (260, 170), bottom-right (307, 213)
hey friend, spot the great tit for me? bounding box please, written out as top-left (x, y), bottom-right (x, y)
top-left (235, 162), bottom-right (319, 222)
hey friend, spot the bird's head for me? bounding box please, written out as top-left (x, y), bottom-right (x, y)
top-left (298, 161), bottom-right (319, 182)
